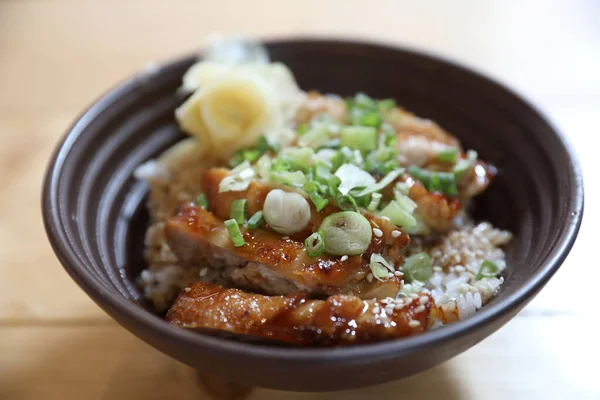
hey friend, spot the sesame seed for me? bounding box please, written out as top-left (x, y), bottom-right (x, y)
top-left (455, 266), bottom-right (466, 272)
top-left (340, 255), bottom-right (348, 262)
top-left (410, 293), bottom-right (419, 299)
top-left (391, 230), bottom-right (401, 238)
top-left (394, 271), bottom-right (402, 277)
top-left (404, 297), bottom-right (413, 305)
top-left (372, 307), bottom-right (380, 314)
top-left (420, 296), bottom-right (429, 304)
top-left (199, 267), bottom-right (208, 276)
top-left (408, 320), bottom-right (421, 327)
top-left (184, 287), bottom-right (191, 292)
top-left (366, 273), bottom-right (373, 282)
top-left (388, 272), bottom-right (394, 278)
top-left (282, 236), bottom-right (290, 240)
top-left (381, 216), bottom-right (390, 221)
top-left (414, 305), bottom-right (426, 313)
top-left (433, 266), bottom-right (443, 272)
top-left (373, 228), bottom-right (383, 237)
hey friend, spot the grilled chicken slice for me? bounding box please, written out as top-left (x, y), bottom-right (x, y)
top-left (167, 282), bottom-right (432, 346)
top-left (202, 168), bottom-right (410, 250)
top-left (166, 203), bottom-right (402, 299)
top-left (404, 175), bottom-right (462, 232)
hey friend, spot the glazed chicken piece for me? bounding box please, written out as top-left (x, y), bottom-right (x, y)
top-left (166, 203), bottom-right (403, 299)
top-left (166, 282), bottom-right (432, 346)
top-left (404, 175), bottom-right (462, 232)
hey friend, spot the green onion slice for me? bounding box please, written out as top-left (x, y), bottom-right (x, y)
top-left (335, 194), bottom-right (358, 212)
top-left (369, 253), bottom-right (393, 281)
top-left (340, 126), bottom-right (377, 152)
top-left (476, 260), bottom-right (501, 280)
top-left (402, 252), bottom-right (433, 283)
top-left (353, 169), bottom-right (404, 197)
top-left (230, 199), bottom-right (247, 225)
top-left (453, 150), bottom-right (478, 179)
top-left (378, 99), bottom-right (396, 112)
top-left (367, 192), bottom-right (382, 212)
top-left (271, 170), bottom-right (307, 187)
top-left (319, 211), bottom-right (372, 256)
top-left (219, 161), bottom-right (255, 192)
top-left (438, 147), bottom-right (458, 164)
top-left (306, 189), bottom-right (329, 212)
top-left (224, 219), bottom-right (246, 247)
top-left (438, 172), bottom-right (458, 196)
top-left (335, 163), bottom-right (376, 195)
top-left (246, 211), bottom-right (264, 229)
top-left (196, 193), bottom-right (208, 209)
top-left (255, 135), bottom-right (280, 154)
top-left (304, 232), bottom-right (325, 258)
top-left (379, 199), bottom-right (417, 230)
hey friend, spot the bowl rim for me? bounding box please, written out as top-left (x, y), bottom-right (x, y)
top-left (42, 37), bottom-right (584, 365)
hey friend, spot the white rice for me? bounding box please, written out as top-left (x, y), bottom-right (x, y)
top-left (410, 220), bottom-right (512, 324)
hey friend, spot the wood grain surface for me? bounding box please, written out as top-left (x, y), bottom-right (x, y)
top-left (1, 0), bottom-right (598, 398)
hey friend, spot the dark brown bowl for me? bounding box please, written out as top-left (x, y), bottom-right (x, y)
top-left (42, 39), bottom-right (583, 392)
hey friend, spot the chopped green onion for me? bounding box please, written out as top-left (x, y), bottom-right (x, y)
top-left (228, 152), bottom-right (244, 168)
top-left (369, 253), bottom-right (394, 281)
top-left (219, 161), bottom-right (255, 192)
top-left (271, 170), bottom-right (307, 187)
top-left (298, 126), bottom-right (329, 148)
top-left (407, 165), bottom-right (432, 188)
top-left (350, 93), bottom-right (378, 109)
top-left (438, 147), bottom-right (458, 164)
top-left (340, 126), bottom-right (377, 152)
top-left (305, 187), bottom-right (329, 212)
top-left (335, 163), bottom-right (376, 195)
top-left (281, 147), bottom-right (314, 171)
top-left (224, 219), bottom-right (246, 247)
top-left (313, 164), bottom-right (333, 185)
top-left (402, 252), bottom-right (433, 283)
top-left (255, 135), bottom-right (280, 154)
top-left (256, 154), bottom-right (272, 180)
top-left (246, 211), bottom-right (264, 229)
top-left (271, 158), bottom-right (292, 172)
top-left (330, 151), bottom-right (347, 171)
top-left (454, 150), bottom-right (478, 179)
top-left (476, 260), bottom-right (501, 280)
top-left (367, 192), bottom-right (382, 212)
top-left (394, 182), bottom-right (410, 197)
top-left (354, 169), bottom-right (403, 197)
top-left (316, 138), bottom-right (341, 151)
top-left (335, 194), bottom-right (358, 211)
top-left (297, 123), bottom-right (310, 135)
top-left (378, 99), bottom-right (396, 112)
top-left (196, 193), bottom-right (208, 209)
top-left (304, 232), bottom-right (325, 258)
top-left (408, 166), bottom-right (458, 197)
top-left (327, 175), bottom-right (342, 198)
top-left (438, 172), bottom-right (458, 196)
top-left (381, 123), bottom-right (397, 146)
top-left (429, 173), bottom-right (442, 192)
top-left (358, 112), bottom-right (381, 127)
top-left (230, 199), bottom-right (247, 225)
top-left (319, 211), bottom-right (372, 256)
top-left (404, 214), bottom-right (430, 236)
top-left (379, 199), bottom-right (417, 230)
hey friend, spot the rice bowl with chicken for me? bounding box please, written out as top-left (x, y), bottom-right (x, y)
top-left (135, 40), bottom-right (512, 346)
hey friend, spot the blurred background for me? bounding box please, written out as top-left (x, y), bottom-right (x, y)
top-left (1, 0), bottom-right (598, 399)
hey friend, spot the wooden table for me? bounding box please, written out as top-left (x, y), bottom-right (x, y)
top-left (1, 1), bottom-right (598, 398)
